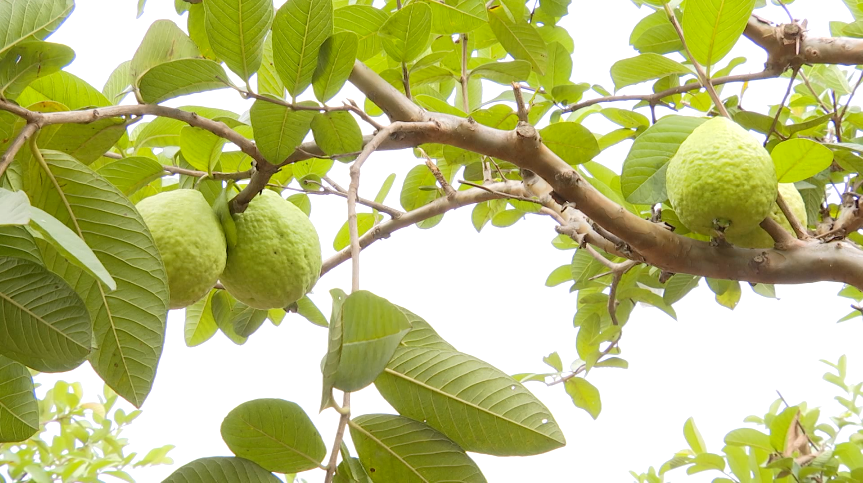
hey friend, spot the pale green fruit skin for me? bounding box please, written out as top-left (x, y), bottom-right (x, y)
top-left (220, 190), bottom-right (322, 310)
top-left (666, 117), bottom-right (778, 237)
top-left (136, 189), bottom-right (227, 309)
top-left (727, 183), bottom-right (808, 248)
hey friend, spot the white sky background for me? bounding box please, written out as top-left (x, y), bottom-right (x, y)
top-left (21, 0), bottom-right (863, 482)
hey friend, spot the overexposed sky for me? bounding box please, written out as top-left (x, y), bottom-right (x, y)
top-left (19, 1), bottom-right (863, 482)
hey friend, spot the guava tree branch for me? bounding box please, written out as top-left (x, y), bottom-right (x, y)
top-left (346, 60), bottom-right (863, 290)
top-left (0, 123), bottom-right (38, 178)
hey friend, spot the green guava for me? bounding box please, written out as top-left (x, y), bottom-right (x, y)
top-left (726, 183), bottom-right (808, 248)
top-left (665, 117), bottom-right (778, 237)
top-left (136, 189), bottom-right (227, 309)
top-left (219, 189), bottom-right (322, 310)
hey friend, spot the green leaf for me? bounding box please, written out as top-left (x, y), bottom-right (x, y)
top-left (610, 53), bottom-right (692, 91)
top-left (204, 0), bottom-right (273, 81)
top-left (771, 138), bottom-right (834, 183)
top-left (769, 407), bottom-right (797, 454)
top-left (751, 283), bottom-right (776, 298)
top-left (724, 428), bottom-right (772, 451)
top-left (0, 226), bottom-right (42, 264)
top-left (184, 290), bottom-right (219, 347)
top-left (491, 209), bottom-right (522, 227)
top-left (310, 111), bottom-right (363, 160)
top-left (96, 156), bottom-right (166, 196)
top-left (415, 94), bottom-right (466, 117)
top-left (0, 355), bottom-right (37, 444)
top-left (543, 351), bottom-right (563, 371)
top-left (630, 9), bottom-right (682, 55)
top-left (250, 99), bottom-right (316, 163)
top-left (258, 34), bottom-right (284, 98)
top-left (0, 257), bottom-right (91, 372)
top-left (397, 308), bottom-right (456, 351)
top-left (188, 3), bottom-right (219, 61)
top-left (350, 414), bottom-right (487, 483)
top-left (684, 417), bottom-right (707, 454)
top-left (333, 6), bottom-right (389, 62)
top-left (595, 357), bottom-right (628, 369)
top-left (551, 83), bottom-right (590, 104)
top-left (380, 3), bottom-right (432, 63)
top-left (540, 122), bottom-right (600, 165)
top-left (287, 193), bottom-right (312, 216)
top-left (0, 0), bottom-right (74, 57)
top-left (25, 151), bottom-right (169, 407)
top-left (28, 206), bottom-right (117, 290)
top-left (400, 163), bottom-right (440, 211)
top-left (321, 288), bottom-right (348, 410)
top-left (682, 0), bottom-right (756, 68)
top-left (715, 280), bottom-right (741, 310)
top-left (137, 58), bottom-right (229, 104)
top-left (180, 126), bottom-right (227, 173)
top-left (0, 188), bottom-right (30, 225)
top-left (333, 213), bottom-right (377, 251)
top-left (565, 377), bottom-right (601, 419)
top-left (162, 457), bottom-right (281, 482)
top-left (332, 290), bottom-right (412, 392)
top-left (375, 173), bottom-right (396, 204)
top-left (375, 345), bottom-right (565, 456)
top-left (426, 0), bottom-right (487, 34)
top-left (312, 31), bottom-right (358, 103)
top-left (231, 303), bottom-right (269, 338)
top-left (221, 398), bottom-right (326, 473)
top-left (621, 115), bottom-right (707, 204)
top-left (130, 19), bottom-right (201, 84)
top-left (538, 42), bottom-right (571, 93)
top-left (296, 295), bottom-right (328, 327)
top-left (211, 290), bottom-right (249, 345)
top-left (273, 0), bottom-right (334, 97)
top-left (0, 41), bottom-right (74, 100)
top-left (545, 264), bottom-right (572, 287)
top-left (663, 274), bottom-right (701, 305)
top-left (469, 60), bottom-right (531, 85)
top-left (488, 7), bottom-right (547, 75)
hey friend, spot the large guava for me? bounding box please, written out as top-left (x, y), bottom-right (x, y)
top-left (136, 189), bottom-right (227, 309)
top-left (219, 189), bottom-right (322, 310)
top-left (666, 117), bottom-right (778, 237)
top-left (726, 183), bottom-right (808, 248)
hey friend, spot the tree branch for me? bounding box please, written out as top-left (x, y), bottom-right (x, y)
top-left (0, 123), bottom-right (38, 178)
top-left (323, 392), bottom-right (350, 483)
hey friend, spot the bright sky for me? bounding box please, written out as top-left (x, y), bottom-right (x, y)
top-left (21, 0), bottom-right (863, 482)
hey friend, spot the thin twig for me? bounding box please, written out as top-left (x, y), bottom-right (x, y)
top-left (163, 165), bottom-right (252, 180)
top-left (765, 68), bottom-right (798, 146)
top-left (842, 71), bottom-right (863, 120)
top-left (402, 63), bottom-right (412, 101)
top-left (665, 4), bottom-right (730, 118)
top-left (0, 123), bottom-right (38, 178)
top-left (512, 82), bottom-right (529, 123)
top-left (419, 149), bottom-right (456, 199)
top-left (290, 180), bottom-right (404, 218)
top-left (323, 392), bottom-right (351, 483)
top-left (799, 70), bottom-right (831, 113)
top-left (776, 191), bottom-right (810, 240)
top-left (461, 33), bottom-right (470, 112)
top-left (458, 179), bottom-right (543, 204)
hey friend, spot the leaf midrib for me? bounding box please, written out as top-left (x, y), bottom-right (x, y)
top-left (237, 414), bottom-right (322, 466)
top-left (0, 289), bottom-right (87, 349)
top-left (349, 420), bottom-right (429, 483)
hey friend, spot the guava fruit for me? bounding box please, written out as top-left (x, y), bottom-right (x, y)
top-left (136, 189), bottom-right (227, 309)
top-left (220, 189), bottom-right (322, 310)
top-left (665, 117), bottom-right (778, 237)
top-left (726, 183), bottom-right (808, 248)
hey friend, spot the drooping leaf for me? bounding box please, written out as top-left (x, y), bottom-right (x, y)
top-left (380, 2), bottom-right (432, 63)
top-left (250, 99), bottom-right (316, 164)
top-left (663, 274), bottom-right (701, 305)
top-left (621, 115), bottom-right (707, 204)
top-left (684, 417), bottom-right (707, 454)
top-left (0, 257), bottom-right (91, 372)
top-left (25, 151), bottom-right (169, 407)
top-left (682, 0), bottom-right (756, 68)
top-left (610, 53), bottom-right (691, 91)
top-left (320, 288), bottom-right (348, 410)
top-left (204, 0), bottom-right (274, 81)
top-left (488, 7), bottom-right (547, 75)
top-left (0, 0), bottom-right (74, 57)
top-left (565, 377), bottom-right (601, 419)
top-left (375, 345), bottom-right (566, 455)
top-left (332, 290), bottom-right (412, 392)
top-left (221, 398), bottom-right (327, 473)
top-left (272, 0), bottom-right (334, 97)
top-left (312, 31), bottom-right (358, 103)
top-left (0, 41), bottom-right (74, 100)
top-left (138, 58), bottom-right (229, 104)
top-left (184, 289), bottom-right (219, 347)
top-left (0, 355), bottom-right (38, 443)
top-left (296, 295), bottom-right (328, 327)
top-left (162, 457), bottom-right (281, 483)
top-left (350, 414), bottom-right (487, 483)
top-left (540, 122), bottom-right (600, 165)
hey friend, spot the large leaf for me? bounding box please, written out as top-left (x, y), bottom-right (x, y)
top-left (610, 53), bottom-right (691, 91)
top-left (621, 115), bottom-right (707, 204)
top-left (350, 414), bottom-right (487, 483)
top-left (138, 58), bottom-right (229, 104)
top-left (162, 457), bottom-right (281, 483)
top-left (0, 256), bottom-right (91, 372)
top-left (0, 41), bottom-right (74, 100)
top-left (130, 19), bottom-right (201, 83)
top-left (333, 5), bottom-right (389, 62)
top-left (24, 151), bottom-right (169, 407)
top-left (28, 206), bottom-right (117, 290)
top-left (249, 99), bottom-right (316, 164)
top-left (488, 7), bottom-right (547, 75)
top-left (540, 121), bottom-right (600, 166)
top-left (681, 0), bottom-right (756, 68)
top-left (184, 290), bottom-right (219, 347)
top-left (331, 290), bottom-right (412, 392)
top-left (0, 226), bottom-right (42, 264)
top-left (0, 0), bottom-right (74, 57)
top-left (272, 0), bottom-right (333, 97)
top-left (0, 188), bottom-right (30, 225)
top-left (96, 156), bottom-right (166, 196)
top-left (380, 3), bottom-right (432, 63)
top-left (426, 0), bottom-right (488, 35)
top-left (771, 138), bottom-right (834, 183)
top-left (312, 31), bottom-right (358, 103)
top-left (204, 0), bottom-right (273, 81)
top-left (221, 398), bottom-right (326, 473)
top-left (375, 345), bottom-right (566, 455)
top-left (0, 355), bottom-right (38, 443)
top-left (396, 308), bottom-right (456, 351)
